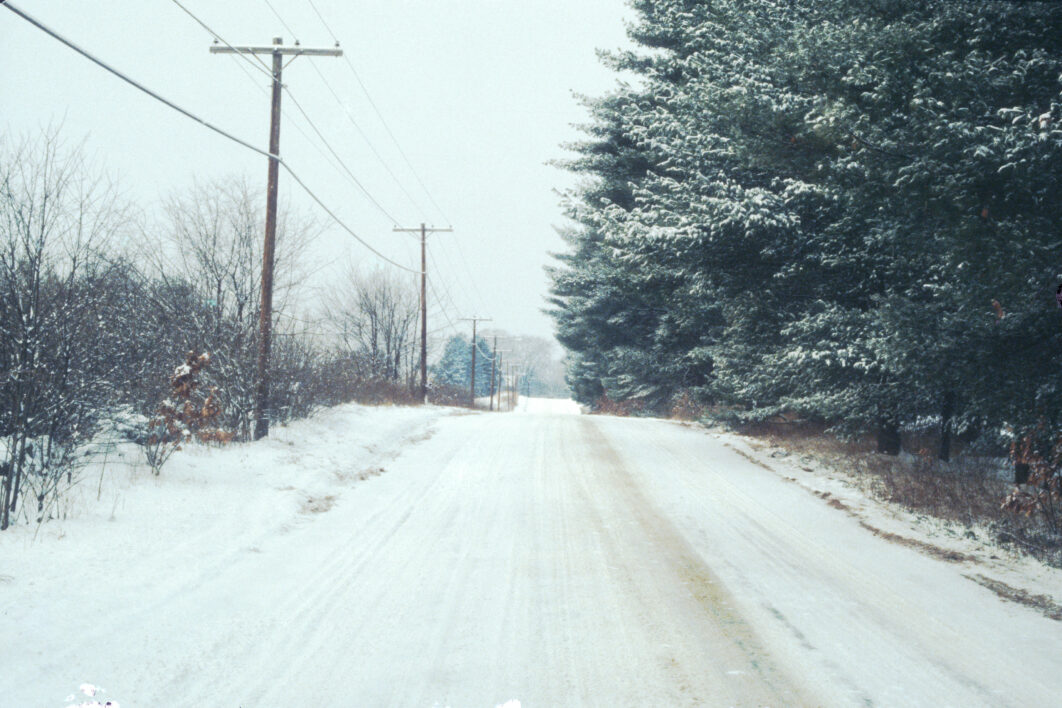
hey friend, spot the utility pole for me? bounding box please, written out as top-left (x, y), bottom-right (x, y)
top-left (211, 37), bottom-right (341, 440)
top-left (495, 352), bottom-right (504, 411)
top-left (490, 345), bottom-right (511, 412)
top-left (489, 335), bottom-right (497, 411)
top-left (394, 223), bottom-right (452, 404)
top-left (459, 317), bottom-right (491, 409)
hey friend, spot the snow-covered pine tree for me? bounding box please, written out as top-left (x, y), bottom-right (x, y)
top-left (549, 0), bottom-right (1062, 458)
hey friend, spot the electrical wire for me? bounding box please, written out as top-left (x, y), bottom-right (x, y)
top-left (433, 234), bottom-right (488, 316)
top-left (169, 4), bottom-right (390, 222)
top-left (427, 278), bottom-right (460, 333)
top-left (167, 0), bottom-right (346, 184)
top-left (305, 59), bottom-right (431, 220)
top-left (2, 0), bottom-right (419, 275)
top-left (253, 0), bottom-right (408, 227)
top-left (446, 234), bottom-right (491, 314)
top-left (168, 0), bottom-right (273, 79)
top-left (304, 0), bottom-right (451, 225)
top-left (282, 86), bottom-right (402, 225)
top-left (262, 0), bottom-right (298, 40)
top-left (427, 248), bottom-right (465, 319)
top-left (220, 52), bottom-right (350, 183)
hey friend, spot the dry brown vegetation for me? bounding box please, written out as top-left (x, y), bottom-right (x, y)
top-left (731, 418), bottom-right (1062, 567)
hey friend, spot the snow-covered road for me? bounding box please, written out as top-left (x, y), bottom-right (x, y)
top-left (3, 401), bottom-right (1061, 706)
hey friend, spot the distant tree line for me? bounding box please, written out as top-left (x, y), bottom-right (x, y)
top-left (549, 0), bottom-right (1062, 459)
top-left (0, 129), bottom-right (420, 529)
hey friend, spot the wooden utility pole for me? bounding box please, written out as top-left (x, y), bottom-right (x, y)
top-left (507, 363), bottom-right (513, 411)
top-left (495, 352), bottom-right (504, 411)
top-left (394, 224), bottom-right (452, 403)
top-left (211, 38), bottom-right (341, 440)
top-left (489, 344), bottom-right (511, 412)
top-left (489, 336), bottom-right (497, 411)
top-left (460, 317), bottom-right (491, 409)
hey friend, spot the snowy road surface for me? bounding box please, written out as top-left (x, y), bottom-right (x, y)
top-left (3, 400), bottom-right (1061, 706)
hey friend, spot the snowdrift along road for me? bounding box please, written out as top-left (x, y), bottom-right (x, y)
top-left (2, 400), bottom-right (1060, 706)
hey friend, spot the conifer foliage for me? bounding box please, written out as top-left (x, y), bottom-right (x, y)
top-left (549, 0), bottom-right (1062, 467)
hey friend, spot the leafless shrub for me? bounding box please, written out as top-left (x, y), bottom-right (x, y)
top-left (0, 129), bottom-right (130, 529)
top-left (428, 382), bottom-right (469, 408)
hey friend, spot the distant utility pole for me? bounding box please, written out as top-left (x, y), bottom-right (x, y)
top-left (494, 352), bottom-right (504, 411)
top-left (210, 37), bottom-right (341, 440)
top-left (507, 363), bottom-right (514, 411)
top-left (489, 336), bottom-right (497, 411)
top-left (460, 317), bottom-right (492, 409)
top-left (490, 344), bottom-right (511, 412)
top-left (394, 223), bottom-right (452, 404)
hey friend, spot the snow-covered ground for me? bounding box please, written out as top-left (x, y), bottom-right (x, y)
top-left (513, 397), bottom-right (580, 415)
top-left (2, 400), bottom-right (1060, 706)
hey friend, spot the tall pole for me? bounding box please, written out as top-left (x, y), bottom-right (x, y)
top-left (491, 348), bottom-right (510, 413)
top-left (459, 316), bottom-right (491, 409)
top-left (420, 225), bottom-right (427, 402)
top-left (470, 319), bottom-right (477, 409)
top-left (395, 224), bottom-right (452, 403)
top-left (489, 335), bottom-right (497, 411)
top-left (254, 38), bottom-right (283, 441)
top-left (496, 353), bottom-right (504, 411)
top-left (211, 38), bottom-right (341, 439)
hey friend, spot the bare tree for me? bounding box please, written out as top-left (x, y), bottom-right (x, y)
top-left (146, 177), bottom-right (316, 439)
top-left (324, 267), bottom-right (419, 384)
top-left (0, 129), bottom-right (128, 529)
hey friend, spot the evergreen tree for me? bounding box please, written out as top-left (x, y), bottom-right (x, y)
top-left (430, 334), bottom-right (494, 397)
top-left (549, 0), bottom-right (1062, 454)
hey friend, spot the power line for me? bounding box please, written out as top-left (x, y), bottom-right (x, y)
top-left (260, 0), bottom-right (404, 227)
top-left (428, 277), bottom-right (459, 332)
top-left (168, 0), bottom-right (272, 78)
top-left (167, 5), bottom-right (381, 213)
top-left (168, 3), bottom-right (412, 261)
top-left (283, 166), bottom-right (415, 273)
top-left (427, 248), bottom-right (464, 318)
top-left (303, 0), bottom-right (451, 224)
top-left (306, 0), bottom-right (339, 43)
top-left (282, 86), bottom-right (402, 225)
top-left (433, 234), bottom-right (488, 316)
top-left (305, 59), bottom-right (431, 220)
top-left (2, 1), bottom-right (419, 275)
top-left (447, 234), bottom-right (490, 312)
top-left (220, 52), bottom-right (351, 183)
top-left (262, 0), bottom-right (299, 40)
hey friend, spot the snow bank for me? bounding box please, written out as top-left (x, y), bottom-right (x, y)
top-left (0, 402), bottom-right (450, 705)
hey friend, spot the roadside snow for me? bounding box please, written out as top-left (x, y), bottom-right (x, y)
top-left (5, 400), bottom-right (1060, 706)
top-left (711, 426), bottom-right (1062, 625)
top-left (0, 402), bottom-right (449, 705)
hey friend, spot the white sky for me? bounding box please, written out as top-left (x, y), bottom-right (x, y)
top-left (1, 0), bottom-right (634, 344)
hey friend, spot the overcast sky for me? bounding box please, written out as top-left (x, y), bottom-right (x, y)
top-left (1, 0), bottom-right (634, 347)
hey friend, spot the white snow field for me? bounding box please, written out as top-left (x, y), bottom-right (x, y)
top-left (2, 399), bottom-right (1061, 707)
